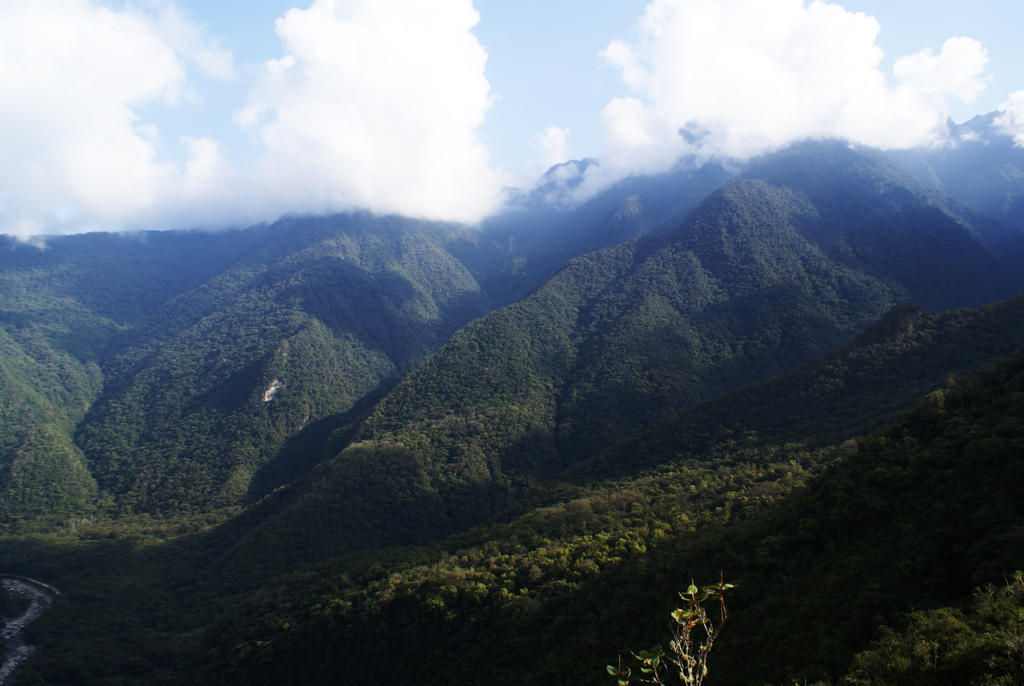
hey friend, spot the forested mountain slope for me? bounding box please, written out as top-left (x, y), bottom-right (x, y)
top-left (0, 326), bottom-right (101, 520)
top-left (711, 348), bottom-right (1024, 683)
top-left (4, 139), bottom-right (1019, 525)
top-left (744, 140), bottom-right (1024, 307)
top-left (72, 216), bottom-right (498, 515)
top-left (0, 215), bottom-right (507, 521)
top-left (190, 298), bottom-right (1024, 686)
top-left (0, 155), bottom-right (745, 523)
top-left (582, 293), bottom-right (1024, 476)
top-left (215, 142), bottom-right (1024, 569)
top-left (3, 286), bottom-right (1021, 686)
top-left (480, 158), bottom-right (737, 301)
top-left (0, 229), bottom-right (252, 521)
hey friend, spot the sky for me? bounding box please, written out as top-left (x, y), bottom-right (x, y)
top-left (1, 0), bottom-right (1023, 238)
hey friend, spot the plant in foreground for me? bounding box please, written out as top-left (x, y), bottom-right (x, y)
top-left (608, 573), bottom-right (734, 685)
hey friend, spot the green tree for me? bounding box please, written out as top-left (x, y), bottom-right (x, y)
top-left (608, 574), bottom-right (734, 686)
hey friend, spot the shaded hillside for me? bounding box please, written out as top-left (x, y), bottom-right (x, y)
top-left (843, 571), bottom-right (1024, 685)
top-left (177, 300), bottom-right (1024, 686)
top-left (5, 137), bottom-right (1024, 684)
top-left (4, 139), bottom-right (1020, 524)
top-left (582, 293), bottom-right (1024, 476)
top-left (0, 230), bottom-right (254, 522)
top-left (0, 326), bottom-right (101, 521)
top-left (8, 292), bottom-right (1024, 686)
top-left (710, 347), bottom-right (1024, 683)
top-left (745, 140), bottom-right (1024, 308)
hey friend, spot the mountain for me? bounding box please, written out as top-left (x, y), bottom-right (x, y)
top-left (580, 293), bottom-right (1024, 477)
top-left (0, 215), bottom-right (508, 521)
top-left (187, 294), bottom-right (1024, 686)
top-left (5, 139), bottom-right (1019, 525)
top-left (0, 229), bottom-right (253, 521)
top-left (889, 113), bottom-right (1024, 230)
top-left (747, 140), bottom-right (1024, 307)
top-left (481, 157), bottom-right (738, 300)
top-left (8, 284), bottom-right (1024, 686)
top-left (208, 140), bottom-right (1024, 574)
top-left (71, 216), bottom-right (500, 515)
top-left (711, 348), bottom-right (1024, 683)
top-left (4, 137), bottom-right (1024, 685)
top-left (0, 158), bottom-right (743, 524)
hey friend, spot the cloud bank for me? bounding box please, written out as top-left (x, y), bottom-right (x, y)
top-left (0, 0), bottom-right (505, 237)
top-left (0, 0), bottom-right (234, 236)
top-left (237, 0), bottom-right (506, 225)
top-left (0, 0), bottom-right (1011, 236)
top-left (589, 0), bottom-right (991, 185)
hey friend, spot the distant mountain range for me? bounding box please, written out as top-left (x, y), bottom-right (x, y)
top-left (3, 131), bottom-right (1024, 685)
top-left (889, 112), bottom-right (1024, 231)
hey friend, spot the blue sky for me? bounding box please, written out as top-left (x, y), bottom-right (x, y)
top-left (171, 0), bottom-right (1024, 172)
top-left (478, 0), bottom-right (1024, 174)
top-left (2, 0), bottom-right (1024, 236)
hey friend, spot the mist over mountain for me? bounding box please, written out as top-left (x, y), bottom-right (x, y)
top-left (3, 136), bottom-right (1024, 685)
top-left (205, 141), bottom-right (1023, 569)
top-left (888, 112), bottom-right (1024, 232)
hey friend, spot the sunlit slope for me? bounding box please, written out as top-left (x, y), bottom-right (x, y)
top-left (74, 216), bottom-right (493, 515)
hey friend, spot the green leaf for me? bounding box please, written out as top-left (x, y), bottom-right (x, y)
top-left (607, 665), bottom-right (619, 676)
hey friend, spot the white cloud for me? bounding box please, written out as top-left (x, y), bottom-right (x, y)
top-left (0, 0), bottom-right (233, 237)
top-left (236, 0), bottom-right (507, 225)
top-left (0, 0), bottom-right (504, 237)
top-left (590, 0), bottom-right (993, 187)
top-left (0, 0), bottom-right (1003, 236)
top-left (531, 126), bottom-right (571, 173)
top-left (894, 37), bottom-right (988, 103)
top-left (149, 0), bottom-right (235, 83)
top-left (996, 91), bottom-right (1024, 147)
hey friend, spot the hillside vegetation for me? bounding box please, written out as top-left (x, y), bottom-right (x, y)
top-left (196, 320), bottom-right (1024, 686)
top-left (2, 140), bottom-right (1024, 685)
top-left (0, 157), bottom-right (745, 524)
top-left (6, 263), bottom-right (1024, 686)
top-left (0, 216), bottom-right (503, 520)
top-left (219, 142), bottom-right (1024, 570)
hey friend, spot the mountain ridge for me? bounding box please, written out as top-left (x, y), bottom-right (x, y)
top-left (200, 140), bottom-right (1024, 572)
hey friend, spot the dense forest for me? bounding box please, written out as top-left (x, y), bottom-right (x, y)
top-left (2, 138), bottom-right (1024, 684)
